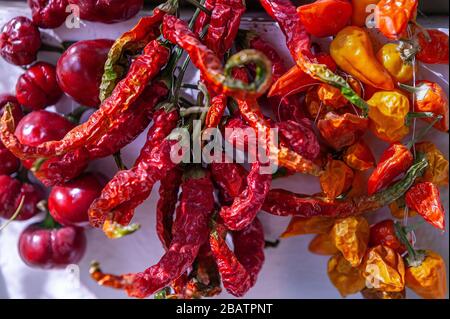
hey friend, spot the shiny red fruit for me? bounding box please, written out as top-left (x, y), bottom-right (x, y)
top-left (18, 221), bottom-right (86, 269)
top-left (28, 0), bottom-right (69, 29)
top-left (67, 0), bottom-right (143, 24)
top-left (56, 39), bottom-right (114, 107)
top-left (16, 62), bottom-right (63, 110)
top-left (49, 172), bottom-right (106, 226)
top-left (0, 16), bottom-right (41, 66)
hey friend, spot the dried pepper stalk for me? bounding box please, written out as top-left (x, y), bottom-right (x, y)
top-left (90, 170), bottom-right (215, 298)
top-left (162, 15), bottom-right (272, 100)
top-left (1, 40), bottom-right (170, 160)
top-left (88, 107), bottom-right (179, 238)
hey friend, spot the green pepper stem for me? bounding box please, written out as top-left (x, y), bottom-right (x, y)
top-left (406, 114), bottom-right (443, 149)
top-left (405, 111), bottom-right (435, 126)
top-left (40, 203), bottom-right (60, 230)
top-left (394, 221), bottom-right (426, 267)
top-left (184, 0), bottom-right (212, 15)
top-left (113, 151), bottom-right (128, 171)
top-left (0, 195), bottom-right (25, 231)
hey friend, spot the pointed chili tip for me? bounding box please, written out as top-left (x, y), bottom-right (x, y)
top-left (103, 220), bottom-right (141, 239)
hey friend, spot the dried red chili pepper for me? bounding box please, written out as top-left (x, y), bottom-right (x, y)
top-left (205, 94), bottom-right (227, 129)
top-left (161, 15), bottom-right (272, 100)
top-left (1, 40), bottom-right (170, 160)
top-left (193, 0), bottom-right (216, 35)
top-left (416, 29), bottom-right (449, 65)
top-left (405, 182), bottom-right (445, 230)
top-left (297, 0), bottom-right (353, 37)
top-left (318, 112), bottom-right (369, 150)
top-left (88, 107), bottom-right (179, 238)
top-left (367, 143), bottom-right (413, 195)
top-left (369, 219), bottom-right (406, 254)
top-left (90, 170), bottom-right (215, 298)
top-left (210, 158), bottom-right (247, 204)
top-left (156, 167), bottom-right (182, 250)
top-left (375, 0), bottom-right (418, 40)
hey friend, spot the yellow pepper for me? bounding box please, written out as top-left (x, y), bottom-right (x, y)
top-left (331, 216), bottom-right (370, 267)
top-left (320, 159), bottom-right (355, 199)
top-left (368, 91), bottom-right (410, 142)
top-left (309, 233), bottom-right (339, 256)
top-left (389, 197), bottom-right (417, 219)
top-left (361, 287), bottom-right (405, 299)
top-left (330, 26), bottom-right (394, 90)
top-left (281, 216), bottom-right (335, 238)
top-left (376, 43), bottom-right (415, 83)
top-left (328, 253), bottom-right (366, 297)
top-left (415, 142), bottom-right (449, 186)
top-left (405, 250), bottom-right (448, 299)
top-left (351, 0), bottom-right (380, 27)
top-left (361, 245), bottom-right (405, 292)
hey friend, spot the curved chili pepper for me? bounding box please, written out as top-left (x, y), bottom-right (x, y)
top-left (156, 167), bottom-right (182, 250)
top-left (276, 119), bottom-right (320, 160)
top-left (193, 0), bottom-right (216, 35)
top-left (210, 158), bottom-right (247, 204)
top-left (162, 15), bottom-right (272, 100)
top-left (88, 108), bottom-right (179, 238)
top-left (90, 170), bottom-right (215, 298)
top-left (205, 94), bottom-right (227, 129)
top-left (1, 40), bottom-right (170, 160)
top-left (416, 29), bottom-right (449, 65)
top-left (99, 0), bottom-right (178, 101)
top-left (367, 143), bottom-right (413, 195)
top-left (375, 0), bottom-right (418, 40)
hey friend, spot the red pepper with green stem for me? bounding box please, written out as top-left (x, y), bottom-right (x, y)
top-left (90, 169), bottom-right (215, 298)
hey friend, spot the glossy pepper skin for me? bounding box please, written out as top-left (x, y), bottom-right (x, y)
top-left (49, 173), bottom-right (106, 227)
top-left (57, 39), bottom-right (114, 108)
top-left (367, 143), bottom-right (413, 195)
top-left (0, 175), bottom-right (43, 221)
top-left (351, 0), bottom-right (380, 27)
top-left (377, 43), bottom-right (414, 83)
top-left (344, 139), bottom-right (375, 171)
top-left (405, 250), bottom-right (448, 299)
top-left (367, 91), bottom-right (410, 142)
top-left (18, 218), bottom-right (86, 269)
top-left (375, 0), bottom-right (417, 40)
top-left (327, 253), bottom-right (366, 297)
top-left (67, 0), bottom-right (143, 24)
top-left (320, 159), bottom-right (354, 199)
top-left (297, 0), bottom-right (352, 37)
top-left (0, 16), bottom-right (41, 66)
top-left (369, 219), bottom-right (406, 254)
top-left (330, 26), bottom-right (394, 90)
top-left (415, 142), bottom-right (449, 186)
top-left (210, 159), bottom-right (247, 204)
top-left (16, 62), bottom-right (63, 111)
top-left (28, 0), bottom-right (69, 29)
top-left (405, 182), bottom-right (445, 230)
top-left (416, 29), bottom-right (449, 65)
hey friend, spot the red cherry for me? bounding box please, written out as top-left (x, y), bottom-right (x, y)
top-left (18, 220), bottom-right (86, 269)
top-left (0, 16), bottom-right (41, 66)
top-left (56, 39), bottom-right (114, 107)
top-left (49, 172), bottom-right (106, 226)
top-left (0, 94), bottom-right (24, 122)
top-left (67, 0), bottom-right (143, 24)
top-left (16, 62), bottom-right (63, 110)
top-left (28, 0), bottom-right (70, 29)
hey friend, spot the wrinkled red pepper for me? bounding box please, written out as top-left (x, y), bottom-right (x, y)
top-left (276, 119), bottom-right (320, 161)
top-left (369, 219), bottom-right (406, 254)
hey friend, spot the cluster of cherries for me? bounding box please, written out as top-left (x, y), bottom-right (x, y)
top-left (0, 1), bottom-right (143, 269)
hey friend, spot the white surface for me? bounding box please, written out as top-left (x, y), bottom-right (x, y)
top-left (0, 2), bottom-right (448, 299)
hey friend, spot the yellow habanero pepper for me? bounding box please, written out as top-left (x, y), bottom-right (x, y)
top-left (330, 216), bottom-right (370, 267)
top-left (328, 254), bottom-right (366, 297)
top-left (309, 233), bottom-right (339, 256)
top-left (361, 245), bottom-right (405, 292)
top-left (330, 26), bottom-right (394, 90)
top-left (351, 0), bottom-right (380, 27)
top-left (405, 250), bottom-right (448, 299)
top-left (368, 91), bottom-right (410, 142)
top-left (281, 216), bottom-right (336, 238)
top-left (415, 142), bottom-right (449, 186)
top-left (377, 43), bottom-right (415, 83)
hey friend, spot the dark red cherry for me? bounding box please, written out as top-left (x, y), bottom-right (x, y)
top-left (28, 0), bottom-right (70, 29)
top-left (67, 0), bottom-right (143, 24)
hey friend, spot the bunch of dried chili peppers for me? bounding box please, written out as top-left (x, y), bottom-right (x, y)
top-left (0, 0), bottom-right (448, 299)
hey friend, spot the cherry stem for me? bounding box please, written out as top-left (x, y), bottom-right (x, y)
top-left (0, 195), bottom-right (25, 231)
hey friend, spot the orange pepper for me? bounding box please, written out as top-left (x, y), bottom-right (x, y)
top-left (343, 139), bottom-right (375, 171)
top-left (375, 0), bottom-right (418, 40)
top-left (351, 0), bottom-right (380, 27)
top-left (415, 142), bottom-right (449, 186)
top-left (327, 253), bottom-right (366, 297)
top-left (308, 233), bottom-right (339, 256)
top-left (320, 159), bottom-right (355, 199)
top-left (281, 216), bottom-right (336, 238)
top-left (361, 287), bottom-right (405, 299)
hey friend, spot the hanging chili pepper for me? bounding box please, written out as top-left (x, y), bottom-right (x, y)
top-left (156, 167), bottom-right (182, 250)
top-left (308, 233), bottom-right (339, 256)
top-left (330, 216), bottom-right (370, 267)
top-left (330, 26), bottom-right (394, 90)
top-left (361, 245), bottom-right (406, 292)
top-left (318, 112), bottom-right (369, 150)
top-left (415, 141), bottom-right (449, 186)
top-left (210, 159), bottom-right (247, 204)
top-left (367, 143), bottom-right (413, 195)
top-left (376, 43), bottom-right (415, 83)
top-left (90, 170), bottom-right (215, 298)
top-left (369, 219), bottom-right (406, 254)
top-left (405, 250), bottom-right (448, 299)
top-left (343, 139), bottom-right (375, 171)
top-left (99, 0), bottom-right (178, 101)
top-left (405, 182), bottom-right (445, 230)
top-left (88, 107), bottom-right (179, 238)
top-left (281, 216), bottom-right (336, 238)
top-left (319, 159), bottom-right (354, 199)
top-left (399, 81), bottom-right (449, 132)
top-left (161, 15), bottom-right (272, 100)
top-left (367, 90), bottom-right (410, 142)
top-left (375, 0), bottom-right (418, 40)
top-left (351, 0), bottom-right (380, 27)
top-left (1, 40), bottom-right (170, 160)
top-left (317, 84), bottom-right (348, 110)
top-left (416, 29), bottom-right (449, 65)
top-left (297, 0), bottom-right (353, 38)
top-left (205, 94), bottom-right (227, 129)
top-left (327, 253), bottom-right (366, 297)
